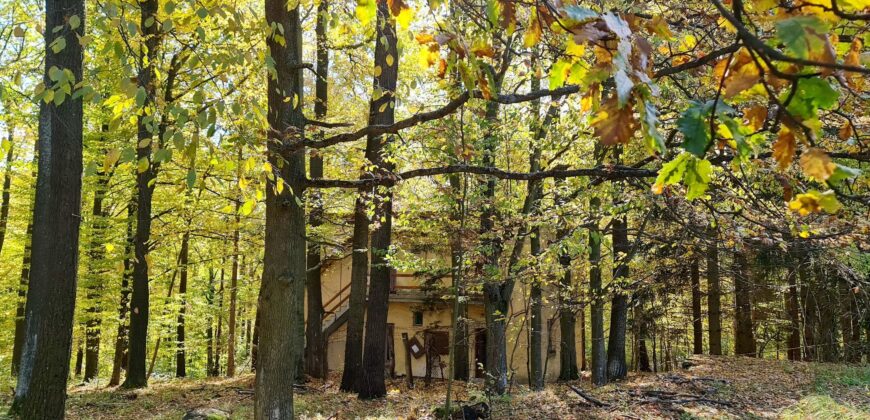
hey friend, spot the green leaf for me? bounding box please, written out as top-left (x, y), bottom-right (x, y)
top-left (197, 7), bottom-right (209, 19)
top-left (678, 103), bottom-right (710, 157)
top-left (685, 158), bottom-right (712, 200)
top-left (775, 15), bottom-right (829, 60)
top-left (563, 5), bottom-right (597, 23)
top-left (640, 100), bottom-right (666, 154)
top-left (485, 0), bottom-right (501, 27)
top-left (827, 164), bottom-right (861, 186)
top-left (153, 148), bottom-right (172, 163)
top-left (135, 87), bottom-right (146, 107)
top-left (654, 153), bottom-right (690, 188)
top-left (548, 60), bottom-right (571, 90)
top-left (50, 36), bottom-right (66, 53)
top-left (784, 77), bottom-right (839, 120)
top-left (186, 169), bottom-right (197, 189)
top-left (240, 199), bottom-right (256, 216)
top-left (68, 15), bottom-right (81, 30)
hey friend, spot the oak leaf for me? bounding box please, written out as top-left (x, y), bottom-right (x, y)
top-left (799, 148), bottom-right (836, 181)
top-left (592, 97), bottom-right (638, 145)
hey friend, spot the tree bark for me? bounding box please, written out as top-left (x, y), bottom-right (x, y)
top-left (256, 0), bottom-right (306, 415)
top-left (11, 138), bottom-right (37, 376)
top-left (214, 265), bottom-right (224, 375)
top-left (814, 263), bottom-right (839, 363)
top-left (84, 161), bottom-right (112, 382)
top-left (175, 232), bottom-right (190, 377)
top-left (449, 174), bottom-right (469, 381)
top-left (206, 268), bottom-right (216, 376)
top-left (733, 250), bottom-right (756, 357)
top-left (227, 212), bottom-right (240, 377)
top-left (124, 0), bottom-right (160, 389)
top-left (607, 217), bottom-right (629, 380)
top-left (588, 197), bottom-right (606, 386)
top-left (358, 0), bottom-right (399, 399)
top-left (339, 194), bottom-right (369, 392)
top-left (690, 257), bottom-right (703, 355)
top-left (706, 228), bottom-right (722, 355)
top-left (109, 199), bottom-right (135, 386)
top-left (10, 0), bottom-right (84, 414)
top-left (555, 179), bottom-right (578, 381)
top-left (305, 0), bottom-right (329, 380)
top-left (0, 134), bottom-right (13, 254)
top-left (800, 256), bottom-right (817, 361)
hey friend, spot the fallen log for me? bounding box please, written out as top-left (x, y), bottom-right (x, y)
top-left (568, 385), bottom-right (609, 407)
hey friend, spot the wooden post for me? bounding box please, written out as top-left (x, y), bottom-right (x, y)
top-left (402, 333), bottom-right (414, 389)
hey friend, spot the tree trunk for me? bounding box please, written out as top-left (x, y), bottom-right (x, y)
top-left (733, 251), bottom-right (756, 356)
top-left (449, 175), bottom-right (469, 381)
top-left (215, 266), bottom-right (224, 375)
top-left (527, 68), bottom-right (545, 392)
top-left (579, 296), bottom-right (587, 371)
top-left (785, 250), bottom-right (801, 361)
top-left (256, 0), bottom-right (306, 415)
top-left (800, 257), bottom-right (817, 361)
top-left (339, 193), bottom-right (369, 392)
top-left (10, 0), bottom-right (84, 414)
top-left (85, 161), bottom-right (112, 382)
top-left (706, 229), bottom-right (722, 355)
top-left (607, 217), bottom-right (629, 380)
top-left (206, 268), bottom-right (216, 376)
top-left (75, 344), bottom-right (84, 377)
top-left (690, 257), bottom-right (703, 355)
top-left (175, 232), bottom-right (190, 377)
top-left (588, 197), bottom-right (606, 386)
top-left (305, 0), bottom-right (329, 380)
top-left (109, 200), bottom-right (135, 386)
top-left (124, 0), bottom-right (160, 389)
top-left (814, 264), bottom-right (840, 363)
top-left (357, 0), bottom-right (399, 399)
top-left (0, 134), bottom-right (13, 253)
top-left (558, 252), bottom-right (578, 381)
top-left (227, 212), bottom-right (240, 377)
top-left (11, 138), bottom-right (37, 376)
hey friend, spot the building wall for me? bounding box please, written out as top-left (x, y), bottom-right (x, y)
top-left (317, 255), bottom-right (586, 384)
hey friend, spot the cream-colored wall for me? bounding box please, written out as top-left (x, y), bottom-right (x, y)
top-left (316, 255), bottom-right (586, 384)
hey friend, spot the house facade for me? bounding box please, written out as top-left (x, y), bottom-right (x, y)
top-left (313, 253), bottom-right (585, 384)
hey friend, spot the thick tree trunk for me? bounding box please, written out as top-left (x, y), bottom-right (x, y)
top-left (305, 0), bottom-right (329, 380)
top-left (706, 229), bottom-right (722, 355)
top-left (733, 251), bottom-right (756, 357)
top-left (214, 266), bottom-right (224, 375)
top-left (176, 232), bottom-right (190, 377)
top-left (124, 0), bottom-right (159, 389)
top-left (607, 217), bottom-right (629, 380)
top-left (227, 212), bottom-right (240, 377)
top-left (84, 164), bottom-right (111, 382)
top-left (358, 0), bottom-right (399, 399)
top-left (10, 0), bottom-right (84, 414)
top-left (256, 0), bottom-right (306, 416)
top-left (109, 201), bottom-right (134, 386)
top-left (11, 139), bottom-right (37, 376)
top-left (588, 197), bottom-right (606, 386)
top-left (527, 72), bottom-right (545, 392)
top-left (690, 257), bottom-right (703, 355)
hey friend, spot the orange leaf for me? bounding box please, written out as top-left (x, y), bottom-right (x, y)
top-left (591, 97), bottom-right (638, 145)
top-left (838, 123), bottom-right (853, 140)
top-left (744, 105), bottom-right (767, 131)
top-left (772, 129), bottom-right (796, 170)
top-left (799, 148), bottom-right (836, 181)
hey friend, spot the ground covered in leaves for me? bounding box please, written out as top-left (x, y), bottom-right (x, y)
top-left (5, 355), bottom-right (868, 419)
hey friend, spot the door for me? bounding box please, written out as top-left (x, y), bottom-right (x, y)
top-left (474, 328), bottom-right (486, 378)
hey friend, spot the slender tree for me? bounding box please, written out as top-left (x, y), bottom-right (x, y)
top-left (607, 216), bottom-right (629, 380)
top-left (707, 228), bottom-right (722, 355)
top-left (733, 250), bottom-right (756, 356)
top-left (690, 257), bottom-right (703, 354)
top-left (588, 196), bottom-right (606, 386)
top-left (358, 0), bottom-right (399, 399)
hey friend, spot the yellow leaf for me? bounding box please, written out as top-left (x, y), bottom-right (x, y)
top-left (788, 189), bottom-right (841, 215)
top-left (772, 129), bottom-right (796, 170)
top-left (355, 0), bottom-right (376, 25)
top-left (104, 148), bottom-right (121, 171)
top-left (799, 148), bottom-right (836, 181)
top-left (723, 48), bottom-right (760, 98)
top-left (374, 65), bottom-right (382, 77)
top-left (524, 9), bottom-right (541, 48)
top-left (385, 54), bottom-right (395, 67)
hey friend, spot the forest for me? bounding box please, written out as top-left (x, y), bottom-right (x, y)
top-left (0, 0), bottom-right (869, 418)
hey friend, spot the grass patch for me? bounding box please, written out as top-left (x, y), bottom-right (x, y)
top-left (813, 364), bottom-right (870, 393)
top-left (781, 395), bottom-right (868, 419)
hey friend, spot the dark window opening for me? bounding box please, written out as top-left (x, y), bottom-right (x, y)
top-left (413, 311), bottom-right (424, 326)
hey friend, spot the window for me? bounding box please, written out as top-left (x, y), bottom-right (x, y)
top-left (412, 311), bottom-right (423, 326)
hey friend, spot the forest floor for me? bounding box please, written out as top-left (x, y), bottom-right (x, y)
top-left (3, 355), bottom-right (868, 419)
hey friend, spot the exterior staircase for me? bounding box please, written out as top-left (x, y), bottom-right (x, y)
top-left (322, 282), bottom-right (351, 337)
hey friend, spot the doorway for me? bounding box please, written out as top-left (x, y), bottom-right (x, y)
top-left (474, 328), bottom-right (486, 378)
